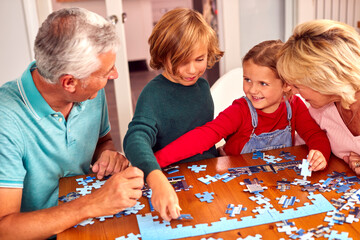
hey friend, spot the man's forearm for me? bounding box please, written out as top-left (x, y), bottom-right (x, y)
top-left (0, 194), bottom-right (94, 240)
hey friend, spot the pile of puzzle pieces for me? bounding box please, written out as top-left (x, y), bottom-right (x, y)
top-left (60, 150), bottom-right (360, 239)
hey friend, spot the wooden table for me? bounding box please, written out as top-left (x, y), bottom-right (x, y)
top-left (58, 145), bottom-right (360, 239)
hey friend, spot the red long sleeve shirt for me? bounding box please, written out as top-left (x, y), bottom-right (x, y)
top-left (155, 96), bottom-right (331, 167)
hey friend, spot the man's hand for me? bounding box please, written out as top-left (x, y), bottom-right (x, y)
top-left (87, 166), bottom-right (144, 216)
top-left (92, 150), bottom-right (129, 179)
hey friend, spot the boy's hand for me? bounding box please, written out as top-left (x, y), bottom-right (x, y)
top-left (147, 170), bottom-right (181, 221)
top-left (308, 149), bottom-right (327, 171)
top-left (343, 152), bottom-right (360, 175)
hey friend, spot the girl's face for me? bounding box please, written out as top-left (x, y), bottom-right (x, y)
top-left (163, 43), bottom-right (208, 86)
top-left (243, 60), bottom-right (289, 113)
top-left (290, 84), bottom-right (340, 108)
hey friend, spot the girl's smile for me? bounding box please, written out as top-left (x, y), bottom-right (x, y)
top-left (243, 60), bottom-right (290, 113)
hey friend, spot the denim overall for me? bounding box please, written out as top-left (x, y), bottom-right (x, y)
top-left (240, 97), bottom-right (292, 154)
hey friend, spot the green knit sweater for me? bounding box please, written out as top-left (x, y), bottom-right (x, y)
top-left (124, 74), bottom-right (218, 177)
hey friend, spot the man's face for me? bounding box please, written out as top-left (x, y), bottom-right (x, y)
top-left (76, 51), bottom-right (118, 101)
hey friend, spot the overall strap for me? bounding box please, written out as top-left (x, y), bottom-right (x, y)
top-left (284, 97), bottom-right (292, 127)
top-left (244, 96), bottom-right (258, 129)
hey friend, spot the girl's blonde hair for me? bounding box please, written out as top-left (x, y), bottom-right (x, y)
top-left (148, 8), bottom-right (223, 75)
top-left (277, 19), bottom-right (360, 109)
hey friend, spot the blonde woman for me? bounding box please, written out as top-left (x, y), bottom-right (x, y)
top-left (277, 19), bottom-right (360, 175)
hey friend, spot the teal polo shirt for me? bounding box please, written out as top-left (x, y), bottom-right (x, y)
top-left (0, 61), bottom-right (110, 212)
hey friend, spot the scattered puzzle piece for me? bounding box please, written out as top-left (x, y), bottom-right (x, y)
top-left (252, 151), bottom-right (264, 159)
top-left (240, 178), bottom-right (268, 194)
top-left (279, 151), bottom-right (296, 160)
top-left (163, 165), bottom-right (179, 174)
top-left (226, 204), bottom-right (247, 217)
top-left (263, 155), bottom-right (282, 164)
top-left (188, 164), bottom-right (207, 173)
top-left (276, 220), bottom-right (297, 235)
top-left (177, 214), bottom-right (193, 220)
top-left (276, 195), bottom-right (300, 208)
top-left (195, 191), bottom-right (215, 203)
top-left (277, 179), bottom-right (291, 192)
top-left (115, 233), bottom-right (142, 240)
top-left (236, 234), bottom-right (262, 240)
top-left (324, 230), bottom-right (352, 240)
top-left (298, 159), bottom-right (312, 180)
top-left (59, 191), bottom-right (80, 202)
top-left (198, 175), bottom-right (218, 185)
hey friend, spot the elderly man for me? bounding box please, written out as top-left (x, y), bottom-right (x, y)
top-left (0, 7), bottom-right (143, 239)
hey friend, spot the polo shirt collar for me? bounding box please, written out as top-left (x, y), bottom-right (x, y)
top-left (17, 61), bottom-right (56, 120)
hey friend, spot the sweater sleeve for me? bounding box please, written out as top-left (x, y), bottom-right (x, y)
top-left (292, 96), bottom-right (331, 161)
top-left (123, 116), bottom-right (161, 178)
top-left (155, 100), bottom-right (243, 167)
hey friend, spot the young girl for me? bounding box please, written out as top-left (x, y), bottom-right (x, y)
top-left (123, 8), bottom-right (223, 221)
top-left (155, 40), bottom-right (331, 171)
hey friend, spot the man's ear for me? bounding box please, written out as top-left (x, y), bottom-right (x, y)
top-left (59, 75), bottom-right (78, 93)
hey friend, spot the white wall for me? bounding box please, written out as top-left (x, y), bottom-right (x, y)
top-left (239, 0), bottom-right (285, 58)
top-left (296, 0), bottom-right (360, 33)
top-left (217, 0), bottom-right (285, 76)
top-left (0, 0), bottom-right (35, 86)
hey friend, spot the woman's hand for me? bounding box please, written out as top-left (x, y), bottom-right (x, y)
top-left (343, 152), bottom-right (360, 175)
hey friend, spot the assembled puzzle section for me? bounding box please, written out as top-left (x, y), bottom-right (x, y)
top-left (136, 194), bottom-right (335, 240)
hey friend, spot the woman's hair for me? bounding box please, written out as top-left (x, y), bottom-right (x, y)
top-left (277, 19), bottom-right (360, 109)
top-left (148, 8), bottom-right (224, 74)
top-left (242, 40), bottom-right (284, 80)
top-left (34, 7), bottom-right (120, 84)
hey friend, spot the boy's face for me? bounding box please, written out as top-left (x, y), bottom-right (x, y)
top-left (163, 44), bottom-right (208, 86)
top-left (243, 60), bottom-right (289, 113)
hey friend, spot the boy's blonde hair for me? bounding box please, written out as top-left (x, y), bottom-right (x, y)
top-left (148, 8), bottom-right (223, 75)
top-left (277, 19), bottom-right (360, 109)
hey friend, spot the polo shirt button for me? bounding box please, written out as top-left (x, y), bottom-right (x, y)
top-left (68, 129), bottom-right (71, 132)
top-left (53, 114), bottom-right (58, 117)
top-left (59, 118), bottom-right (63, 122)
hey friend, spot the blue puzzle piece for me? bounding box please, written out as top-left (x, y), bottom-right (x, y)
top-left (226, 204), bottom-right (247, 217)
top-left (324, 230), bottom-right (352, 240)
top-left (188, 164), bottom-right (207, 173)
top-left (76, 176), bottom-right (96, 186)
top-left (198, 175), bottom-right (218, 185)
top-left (298, 159), bottom-right (312, 180)
top-left (115, 233), bottom-right (141, 240)
top-left (137, 194), bottom-right (335, 240)
top-left (263, 155), bottom-right (282, 164)
top-left (195, 191), bottom-right (215, 203)
top-left (59, 191), bottom-right (80, 202)
top-left (279, 151), bottom-right (296, 160)
top-left (252, 151), bottom-right (264, 159)
top-left (335, 184), bottom-right (350, 193)
top-left (177, 214), bottom-right (193, 220)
